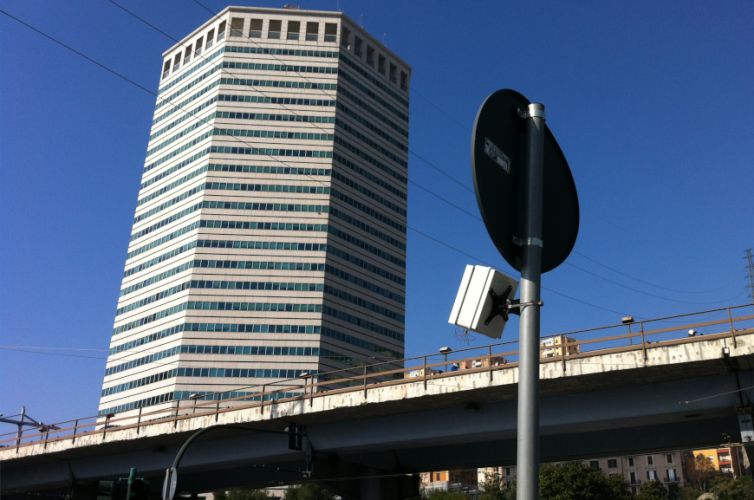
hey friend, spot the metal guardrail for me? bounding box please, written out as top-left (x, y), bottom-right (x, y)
top-left (2, 304), bottom-right (753, 453)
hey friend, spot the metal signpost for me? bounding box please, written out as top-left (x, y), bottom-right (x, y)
top-left (471, 89), bottom-right (578, 500)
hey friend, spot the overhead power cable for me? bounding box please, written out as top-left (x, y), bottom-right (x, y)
top-left (0, 6), bottom-right (656, 319)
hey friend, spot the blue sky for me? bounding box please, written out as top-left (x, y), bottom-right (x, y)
top-left (1, 0), bottom-right (752, 424)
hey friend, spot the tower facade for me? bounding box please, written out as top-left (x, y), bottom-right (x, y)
top-left (99, 6), bottom-right (410, 416)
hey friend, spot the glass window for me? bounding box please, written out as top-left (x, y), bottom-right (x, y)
top-left (400, 70), bottom-right (408, 90)
top-left (306, 21), bottom-right (318, 41)
top-left (341, 26), bottom-right (351, 47)
top-left (268, 20), bottom-right (281, 39)
top-left (184, 45), bottom-right (192, 64)
top-left (629, 472), bottom-right (636, 484)
top-left (666, 454), bottom-right (673, 464)
top-left (366, 45), bottom-right (374, 65)
top-left (607, 459), bottom-right (617, 468)
top-left (206, 29), bottom-right (214, 48)
top-left (324, 22), bottom-right (337, 42)
top-left (217, 20), bottom-right (226, 41)
top-left (628, 456), bottom-right (634, 467)
top-left (230, 17), bottom-right (244, 37)
top-left (589, 460), bottom-right (599, 470)
top-left (195, 37), bottom-right (203, 55)
top-left (287, 20), bottom-right (300, 40)
top-left (647, 455), bottom-right (653, 465)
top-left (162, 60), bottom-right (171, 79)
top-left (378, 54), bottom-right (386, 74)
top-left (173, 52), bottom-right (181, 71)
top-left (354, 36), bottom-right (363, 56)
top-left (249, 18), bottom-right (263, 38)
top-left (389, 62), bottom-right (397, 83)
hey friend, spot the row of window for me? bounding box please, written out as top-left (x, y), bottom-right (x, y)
top-left (158, 45), bottom-right (223, 93)
top-left (210, 145), bottom-right (333, 159)
top-left (137, 197), bottom-right (324, 242)
top-left (334, 135), bottom-right (405, 184)
top-left (155, 65), bottom-right (219, 111)
top-left (325, 264), bottom-right (404, 304)
top-left (336, 118), bottom-right (407, 167)
top-left (142, 148), bottom-right (210, 190)
top-left (332, 154), bottom-right (407, 203)
top-left (339, 68), bottom-right (408, 121)
top-left (136, 185), bottom-right (202, 220)
top-left (117, 279), bottom-right (325, 317)
top-left (127, 221), bottom-right (201, 260)
top-left (110, 322), bottom-right (320, 355)
top-left (153, 80), bottom-right (220, 126)
top-left (123, 239), bottom-right (326, 278)
top-left (131, 203), bottom-right (201, 241)
top-left (337, 85), bottom-right (407, 137)
top-left (144, 131), bottom-right (212, 173)
top-left (149, 97), bottom-right (217, 144)
top-left (213, 128), bottom-right (333, 141)
top-left (113, 300), bottom-right (323, 336)
top-left (323, 284), bottom-right (404, 323)
top-left (108, 344), bottom-right (322, 382)
top-left (99, 391), bottom-right (174, 416)
top-left (128, 216), bottom-right (328, 260)
top-left (328, 245), bottom-right (405, 286)
top-left (332, 175), bottom-right (405, 218)
top-left (138, 162), bottom-right (330, 209)
top-left (217, 93), bottom-right (335, 107)
top-left (330, 207), bottom-right (405, 251)
top-left (339, 51), bottom-right (408, 104)
top-left (336, 106), bottom-right (407, 153)
top-left (339, 26), bottom-right (409, 93)
top-left (328, 226), bottom-right (405, 268)
top-left (330, 189), bottom-right (406, 234)
top-left (160, 17), bottom-right (339, 80)
top-left (146, 119), bottom-right (210, 158)
top-left (228, 17), bottom-right (336, 43)
top-left (323, 305), bottom-right (403, 342)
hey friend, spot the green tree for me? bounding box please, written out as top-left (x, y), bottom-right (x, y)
top-left (284, 482), bottom-right (337, 500)
top-left (423, 491), bottom-right (470, 500)
top-left (478, 472), bottom-right (514, 500)
top-left (539, 462), bottom-right (631, 500)
top-left (213, 489), bottom-right (274, 500)
top-left (686, 453), bottom-right (717, 491)
top-left (637, 480), bottom-right (667, 500)
top-left (711, 475), bottom-right (754, 500)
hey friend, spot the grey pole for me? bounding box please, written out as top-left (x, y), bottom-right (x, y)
top-left (517, 102), bottom-right (545, 500)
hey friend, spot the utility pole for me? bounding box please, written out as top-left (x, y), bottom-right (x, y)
top-left (745, 249), bottom-right (754, 303)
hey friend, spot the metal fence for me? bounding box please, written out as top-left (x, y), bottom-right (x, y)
top-left (2, 304), bottom-right (753, 452)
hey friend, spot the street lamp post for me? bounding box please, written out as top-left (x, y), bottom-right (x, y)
top-left (439, 346), bottom-right (452, 372)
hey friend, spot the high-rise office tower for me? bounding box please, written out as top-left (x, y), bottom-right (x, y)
top-left (99, 6), bottom-right (410, 416)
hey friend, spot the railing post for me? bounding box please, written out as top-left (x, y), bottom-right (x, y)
top-left (640, 322), bottom-right (648, 361)
top-left (43, 428), bottom-right (50, 449)
top-left (103, 414), bottom-right (111, 441)
top-left (309, 379), bottom-right (315, 408)
top-left (173, 401), bottom-right (180, 428)
top-left (261, 385), bottom-right (266, 415)
top-left (215, 398), bottom-right (220, 422)
top-left (363, 364), bottom-right (368, 399)
top-left (71, 419), bottom-right (79, 444)
top-left (423, 355), bottom-right (428, 390)
top-left (728, 307), bottom-right (738, 348)
top-left (561, 335), bottom-right (567, 374)
top-left (136, 406), bottom-right (143, 435)
top-left (488, 345), bottom-right (494, 381)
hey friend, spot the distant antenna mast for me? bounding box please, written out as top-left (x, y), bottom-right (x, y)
top-left (745, 248), bottom-right (754, 303)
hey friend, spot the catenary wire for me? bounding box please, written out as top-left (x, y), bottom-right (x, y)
top-left (0, 8), bottom-right (680, 329)
top-left (181, 0), bottom-right (736, 303)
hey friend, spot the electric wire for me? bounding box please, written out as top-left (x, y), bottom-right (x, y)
top-left (0, 6), bottom-right (721, 339)
top-left (181, 1), bottom-right (736, 303)
top-left (101, 1), bottom-right (634, 316)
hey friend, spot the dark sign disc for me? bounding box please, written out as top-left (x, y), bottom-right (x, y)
top-left (471, 89), bottom-right (579, 273)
